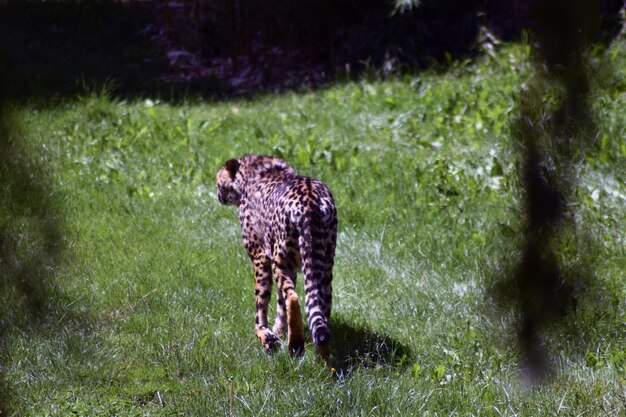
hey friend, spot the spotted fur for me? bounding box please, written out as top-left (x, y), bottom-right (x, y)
top-left (216, 155), bottom-right (337, 359)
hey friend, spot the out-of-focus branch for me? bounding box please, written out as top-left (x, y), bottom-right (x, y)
top-left (509, 0), bottom-right (610, 380)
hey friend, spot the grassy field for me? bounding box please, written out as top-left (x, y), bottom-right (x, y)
top-left (1, 40), bottom-right (625, 416)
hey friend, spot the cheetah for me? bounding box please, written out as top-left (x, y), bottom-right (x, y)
top-left (216, 155), bottom-right (337, 359)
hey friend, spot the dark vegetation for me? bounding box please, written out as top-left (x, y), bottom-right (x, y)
top-left (1, 0), bottom-right (623, 101)
top-left (0, 1), bottom-right (173, 101)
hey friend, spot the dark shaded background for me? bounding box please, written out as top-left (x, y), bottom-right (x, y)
top-left (1, 0), bottom-right (622, 102)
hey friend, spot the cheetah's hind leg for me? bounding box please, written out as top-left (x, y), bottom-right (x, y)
top-left (286, 293), bottom-right (304, 357)
top-left (272, 288), bottom-right (287, 338)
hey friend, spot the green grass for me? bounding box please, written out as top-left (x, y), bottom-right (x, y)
top-left (1, 40), bottom-right (625, 416)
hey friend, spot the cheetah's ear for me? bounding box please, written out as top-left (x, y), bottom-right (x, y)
top-left (225, 159), bottom-right (240, 179)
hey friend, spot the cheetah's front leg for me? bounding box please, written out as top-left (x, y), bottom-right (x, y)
top-left (252, 255), bottom-right (278, 353)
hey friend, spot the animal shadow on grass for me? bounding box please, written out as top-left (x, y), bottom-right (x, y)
top-left (329, 316), bottom-right (413, 374)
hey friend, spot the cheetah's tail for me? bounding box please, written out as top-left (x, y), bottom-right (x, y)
top-left (300, 210), bottom-right (330, 350)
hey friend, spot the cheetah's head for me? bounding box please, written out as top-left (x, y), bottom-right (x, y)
top-left (216, 158), bottom-right (243, 206)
